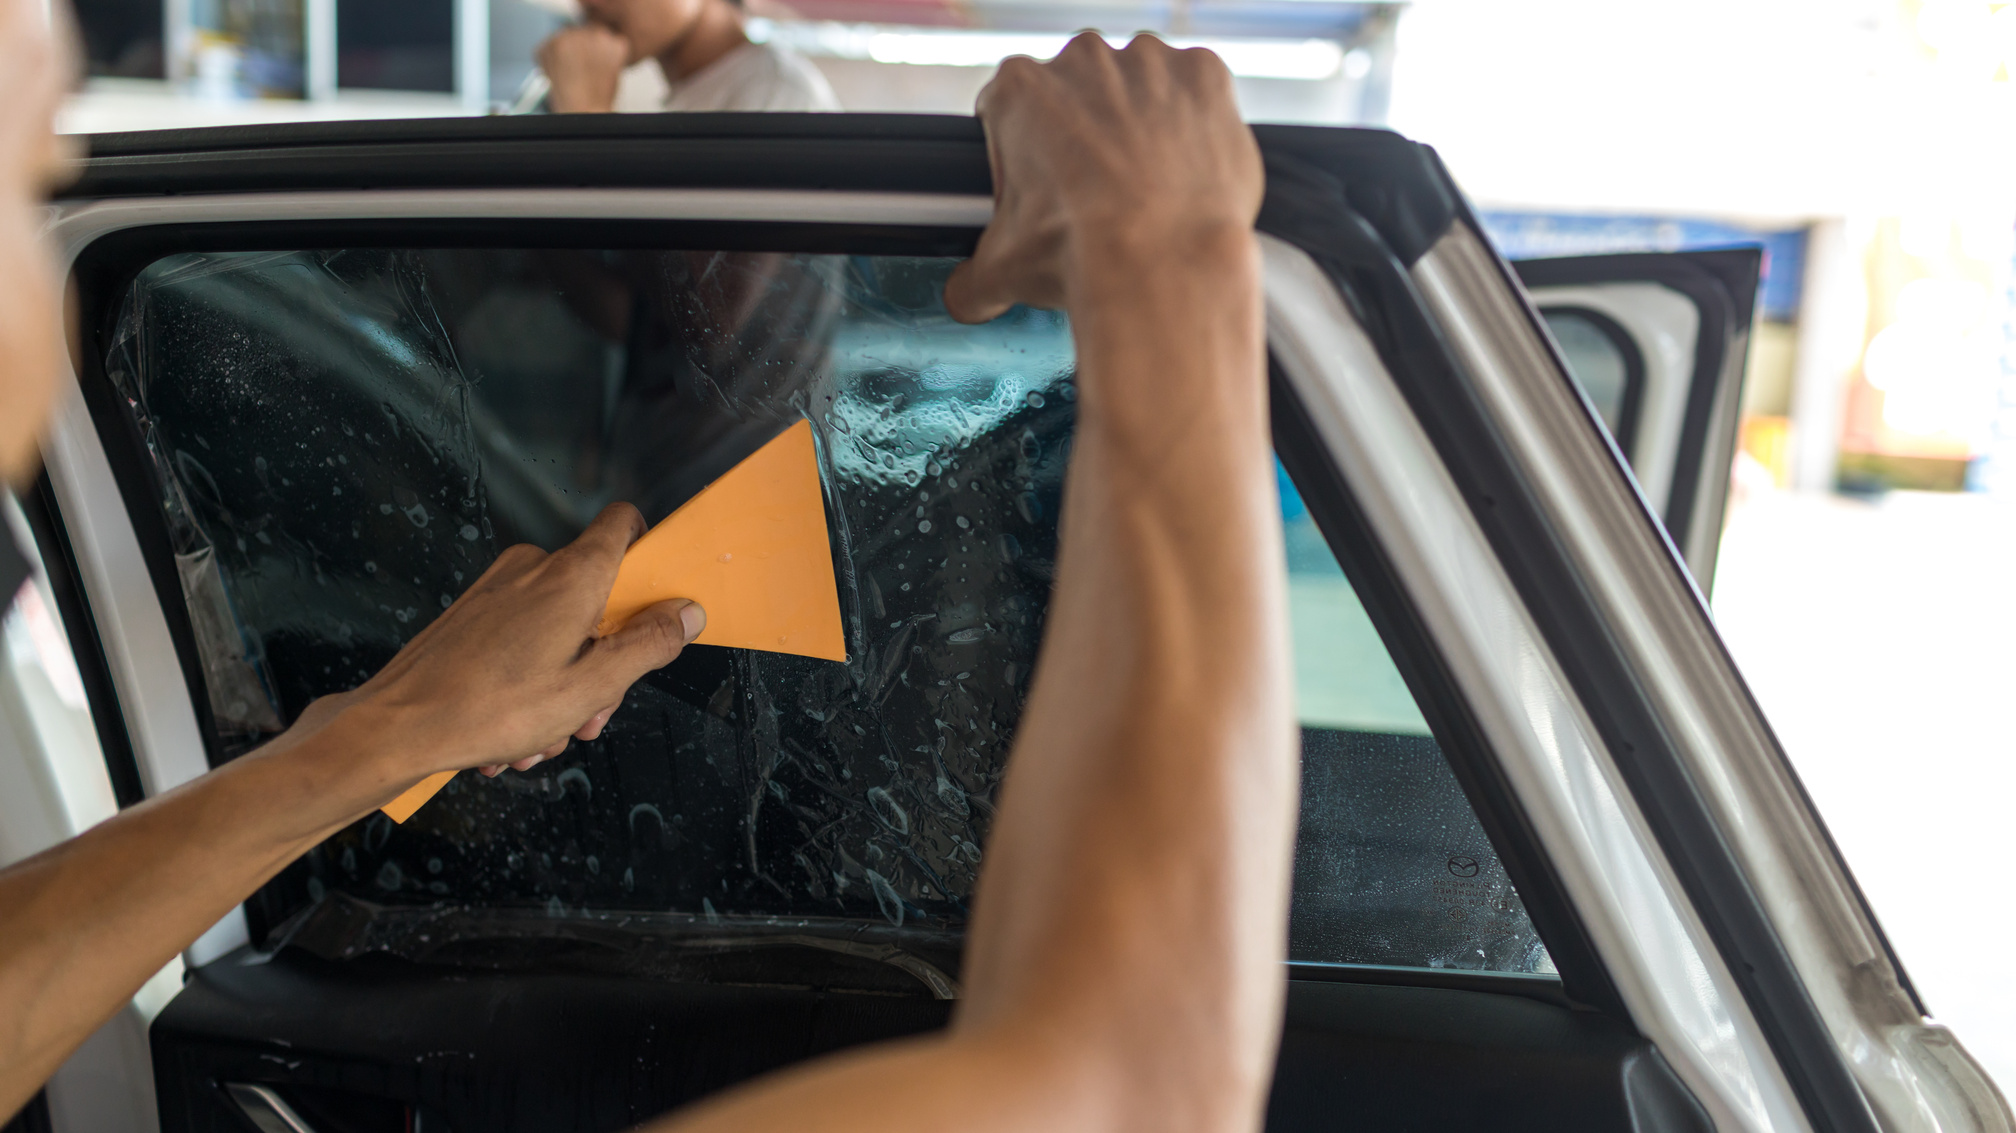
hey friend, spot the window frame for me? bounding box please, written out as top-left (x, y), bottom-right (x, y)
top-left (1532, 303), bottom-right (1648, 459)
top-left (44, 194), bottom-right (1602, 1006)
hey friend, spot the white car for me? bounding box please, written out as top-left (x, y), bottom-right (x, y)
top-left (0, 114), bottom-right (2006, 1133)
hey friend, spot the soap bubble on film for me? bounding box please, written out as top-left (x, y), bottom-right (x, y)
top-left (867, 869), bottom-right (906, 927)
top-left (866, 786), bottom-right (910, 835)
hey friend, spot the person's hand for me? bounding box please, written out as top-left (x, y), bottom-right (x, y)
top-left (943, 33), bottom-right (1262, 325)
top-left (0, 0), bottom-right (78, 487)
top-left (538, 24), bottom-right (632, 113)
top-left (334, 503), bottom-right (704, 787)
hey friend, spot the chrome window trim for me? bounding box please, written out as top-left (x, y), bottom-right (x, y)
top-left (1262, 233), bottom-right (1807, 1133)
top-left (1410, 222), bottom-right (2010, 1132)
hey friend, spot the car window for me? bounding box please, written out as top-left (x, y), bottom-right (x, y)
top-left (104, 243), bottom-right (1547, 978)
top-left (1540, 307), bottom-right (1641, 450)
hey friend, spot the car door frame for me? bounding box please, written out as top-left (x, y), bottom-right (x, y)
top-left (27, 115), bottom-right (2002, 1133)
top-left (1514, 249), bottom-right (1763, 586)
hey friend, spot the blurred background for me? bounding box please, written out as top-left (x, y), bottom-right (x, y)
top-left (55, 0), bottom-right (2016, 1096)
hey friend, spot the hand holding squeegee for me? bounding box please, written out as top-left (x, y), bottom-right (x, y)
top-left (380, 419), bottom-right (846, 822)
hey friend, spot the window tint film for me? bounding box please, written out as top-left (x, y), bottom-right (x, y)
top-left (1281, 470), bottom-right (1550, 973)
top-left (106, 243), bottom-right (1546, 979)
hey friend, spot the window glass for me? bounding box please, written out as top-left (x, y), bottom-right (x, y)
top-left (1542, 308), bottom-right (1634, 440)
top-left (1281, 472), bottom-right (1550, 973)
top-left (107, 244), bottom-right (1547, 979)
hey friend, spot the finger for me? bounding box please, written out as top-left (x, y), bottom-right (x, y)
top-left (575, 703), bottom-right (619, 741)
top-left (583, 598), bottom-right (703, 685)
top-left (481, 763), bottom-right (506, 777)
top-left (547, 502), bottom-right (647, 587)
top-left (1057, 29), bottom-right (1114, 63)
top-left (944, 253), bottom-right (1016, 326)
top-left (472, 543), bottom-right (547, 591)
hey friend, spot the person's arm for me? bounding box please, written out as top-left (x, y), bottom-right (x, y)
top-left (646, 33), bottom-right (1295, 1133)
top-left (0, 506), bottom-right (705, 1120)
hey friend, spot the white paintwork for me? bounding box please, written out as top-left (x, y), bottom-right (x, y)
top-left (1525, 281), bottom-right (1700, 514)
top-left (1414, 222), bottom-right (2012, 1132)
top-left (1263, 233), bottom-right (1809, 1133)
top-left (0, 499), bottom-right (174, 1133)
top-left (50, 188), bottom-right (995, 239)
top-left (0, 500), bottom-right (118, 859)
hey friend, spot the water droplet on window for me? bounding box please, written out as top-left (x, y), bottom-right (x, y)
top-left (917, 520), bottom-right (933, 533)
top-left (426, 857), bottom-right (443, 874)
top-left (702, 897), bottom-right (722, 926)
top-left (375, 861), bottom-right (403, 890)
top-left (955, 516), bottom-right (970, 529)
top-left (1025, 391), bottom-right (1045, 408)
top-left (867, 870), bottom-right (905, 927)
top-left (866, 787), bottom-right (910, 834)
top-left (948, 628), bottom-right (985, 644)
top-left (460, 524), bottom-right (479, 541)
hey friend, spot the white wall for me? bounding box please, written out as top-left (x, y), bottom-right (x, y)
top-left (1387, 0), bottom-right (2016, 223)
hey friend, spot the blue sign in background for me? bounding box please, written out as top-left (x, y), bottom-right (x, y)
top-left (1480, 211), bottom-right (1809, 323)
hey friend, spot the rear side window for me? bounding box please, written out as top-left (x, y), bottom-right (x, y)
top-left (1540, 307), bottom-right (1644, 453)
top-left (103, 240), bottom-right (1547, 979)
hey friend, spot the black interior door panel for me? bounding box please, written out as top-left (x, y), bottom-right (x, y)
top-left (156, 953), bottom-right (1704, 1133)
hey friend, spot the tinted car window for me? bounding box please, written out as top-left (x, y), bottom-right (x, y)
top-left (1541, 307), bottom-right (1638, 446)
top-left (106, 243), bottom-right (1546, 980)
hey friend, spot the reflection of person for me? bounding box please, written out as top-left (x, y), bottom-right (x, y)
top-left (2, 12), bottom-right (1292, 1133)
top-left (534, 0), bottom-right (837, 114)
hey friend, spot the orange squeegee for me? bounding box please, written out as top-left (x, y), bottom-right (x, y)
top-left (379, 418), bottom-right (845, 823)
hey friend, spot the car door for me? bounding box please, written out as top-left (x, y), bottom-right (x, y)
top-left (1512, 249), bottom-right (1762, 586)
top-left (16, 116), bottom-right (2005, 1133)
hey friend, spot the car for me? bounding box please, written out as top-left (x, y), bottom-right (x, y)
top-left (0, 113), bottom-right (2006, 1133)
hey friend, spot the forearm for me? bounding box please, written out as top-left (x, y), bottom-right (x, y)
top-left (0, 706), bottom-right (404, 1117)
top-left (960, 228), bottom-right (1295, 1107)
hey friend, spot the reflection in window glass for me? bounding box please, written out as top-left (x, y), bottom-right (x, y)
top-left (1280, 471), bottom-right (1550, 973)
top-left (1543, 309), bottom-right (1634, 441)
top-left (108, 245), bottom-right (1547, 982)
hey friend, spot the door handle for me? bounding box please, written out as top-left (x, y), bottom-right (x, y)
top-left (224, 1083), bottom-right (320, 1133)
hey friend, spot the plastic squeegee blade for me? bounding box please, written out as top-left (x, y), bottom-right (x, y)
top-left (597, 417), bottom-right (847, 661)
top-left (379, 418), bottom-right (846, 824)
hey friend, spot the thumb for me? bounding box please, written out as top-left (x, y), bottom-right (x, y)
top-left (586, 599), bottom-right (706, 682)
top-left (944, 243), bottom-right (1017, 326)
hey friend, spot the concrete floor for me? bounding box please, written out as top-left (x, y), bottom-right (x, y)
top-left (1714, 486), bottom-right (2016, 1096)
